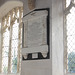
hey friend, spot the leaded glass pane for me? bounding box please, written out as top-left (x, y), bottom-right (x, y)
top-left (66, 0), bottom-right (75, 73)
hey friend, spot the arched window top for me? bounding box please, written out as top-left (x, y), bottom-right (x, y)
top-left (0, 1), bottom-right (23, 19)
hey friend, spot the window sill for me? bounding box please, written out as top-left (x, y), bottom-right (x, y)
top-left (0, 73), bottom-right (20, 75)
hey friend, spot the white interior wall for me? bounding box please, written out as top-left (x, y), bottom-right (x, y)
top-left (21, 0), bottom-right (52, 75)
top-left (52, 0), bottom-right (64, 75)
top-left (0, 19), bottom-right (1, 70)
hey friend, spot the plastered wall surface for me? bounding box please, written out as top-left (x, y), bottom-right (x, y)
top-left (21, 0), bottom-right (52, 75)
top-left (21, 60), bottom-right (51, 75)
top-left (0, 0), bottom-right (64, 75)
top-left (52, 0), bottom-right (64, 75)
top-left (0, 20), bottom-right (1, 66)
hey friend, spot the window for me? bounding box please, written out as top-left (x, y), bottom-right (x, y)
top-left (65, 0), bottom-right (75, 73)
top-left (1, 7), bottom-right (23, 74)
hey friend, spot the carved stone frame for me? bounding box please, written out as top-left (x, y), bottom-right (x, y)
top-left (22, 8), bottom-right (50, 60)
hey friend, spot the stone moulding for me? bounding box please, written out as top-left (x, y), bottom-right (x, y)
top-left (22, 8), bottom-right (50, 60)
top-left (22, 45), bottom-right (48, 58)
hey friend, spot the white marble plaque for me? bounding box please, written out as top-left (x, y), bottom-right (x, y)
top-left (23, 10), bottom-right (48, 48)
top-left (27, 17), bottom-right (43, 47)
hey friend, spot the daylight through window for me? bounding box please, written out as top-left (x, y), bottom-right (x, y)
top-left (1, 7), bottom-right (23, 74)
top-left (66, 0), bottom-right (75, 73)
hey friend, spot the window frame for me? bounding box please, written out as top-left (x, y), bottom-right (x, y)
top-left (64, 0), bottom-right (75, 75)
top-left (0, 7), bottom-right (23, 74)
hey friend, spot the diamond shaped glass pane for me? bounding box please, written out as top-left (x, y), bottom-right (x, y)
top-left (66, 0), bottom-right (75, 73)
top-left (2, 57), bottom-right (8, 73)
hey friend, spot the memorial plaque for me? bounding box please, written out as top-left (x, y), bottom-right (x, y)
top-left (22, 9), bottom-right (50, 60)
top-left (23, 10), bottom-right (48, 47)
top-left (27, 17), bottom-right (43, 47)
